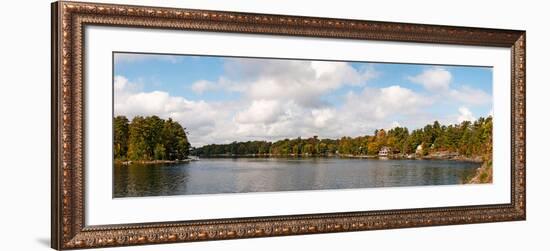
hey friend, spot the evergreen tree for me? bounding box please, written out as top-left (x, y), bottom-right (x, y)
top-left (113, 116), bottom-right (129, 160)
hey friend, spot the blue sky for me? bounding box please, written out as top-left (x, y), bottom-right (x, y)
top-left (114, 52), bottom-right (493, 146)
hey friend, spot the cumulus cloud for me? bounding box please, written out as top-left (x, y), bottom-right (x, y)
top-left (194, 59), bottom-right (378, 107)
top-left (409, 67), bottom-right (491, 107)
top-left (408, 67), bottom-right (452, 91)
top-left (114, 75), bottom-right (231, 146)
top-left (345, 85), bottom-right (431, 120)
top-left (311, 108), bottom-right (336, 128)
top-left (114, 75), bottom-right (129, 92)
top-left (115, 70), bottom-right (439, 146)
top-left (457, 106), bottom-right (475, 123)
top-left (191, 80), bottom-right (216, 94)
top-left (235, 100), bottom-right (285, 124)
top-left (448, 85), bottom-right (492, 106)
top-left (115, 58), bottom-right (492, 146)
top-left (324, 85), bottom-right (434, 136)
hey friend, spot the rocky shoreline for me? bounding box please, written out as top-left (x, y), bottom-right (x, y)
top-left (467, 160), bottom-right (493, 184)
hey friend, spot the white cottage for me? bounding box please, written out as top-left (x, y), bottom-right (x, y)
top-left (415, 144), bottom-right (423, 155)
top-left (379, 146), bottom-right (392, 156)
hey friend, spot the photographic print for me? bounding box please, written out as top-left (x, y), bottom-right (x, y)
top-left (113, 52), bottom-right (493, 198)
top-left (52, 2), bottom-right (525, 248)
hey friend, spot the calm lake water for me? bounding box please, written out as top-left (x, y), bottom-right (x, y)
top-left (113, 158), bottom-right (481, 198)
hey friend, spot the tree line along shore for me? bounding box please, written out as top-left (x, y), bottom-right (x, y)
top-left (114, 115), bottom-right (492, 161)
top-left (113, 115), bottom-right (492, 183)
top-left (193, 117), bottom-right (492, 160)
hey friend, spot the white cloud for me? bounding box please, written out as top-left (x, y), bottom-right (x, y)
top-left (311, 108), bottom-right (336, 128)
top-left (114, 75), bottom-right (128, 91)
top-left (409, 67), bottom-right (491, 107)
top-left (345, 85), bottom-right (431, 120)
top-left (408, 67), bottom-right (452, 92)
top-left (389, 121), bottom-right (401, 129)
top-left (232, 84), bottom-right (430, 142)
top-left (448, 85), bottom-right (492, 106)
top-left (114, 75), bottom-right (231, 145)
top-left (235, 99), bottom-right (285, 124)
top-left (312, 85), bottom-right (435, 137)
top-left (115, 58), bottom-right (491, 146)
top-left (457, 106), bottom-right (475, 123)
top-left (310, 61), bottom-right (376, 87)
top-left (191, 80), bottom-right (216, 94)
top-left (195, 59), bottom-right (378, 107)
top-left (116, 74), bottom-right (435, 145)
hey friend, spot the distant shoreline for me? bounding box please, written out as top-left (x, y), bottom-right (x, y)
top-left (115, 153), bottom-right (484, 166)
top-left (191, 153), bottom-right (483, 163)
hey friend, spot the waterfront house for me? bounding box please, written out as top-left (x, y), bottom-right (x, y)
top-left (415, 144), bottom-right (423, 155)
top-left (379, 146), bottom-right (392, 156)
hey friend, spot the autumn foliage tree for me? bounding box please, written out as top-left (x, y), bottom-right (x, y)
top-left (193, 116), bottom-right (493, 158)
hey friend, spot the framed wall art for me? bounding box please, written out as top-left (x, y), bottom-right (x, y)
top-left (51, 1), bottom-right (526, 249)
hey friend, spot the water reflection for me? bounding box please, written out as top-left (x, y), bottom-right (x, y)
top-left (113, 158), bottom-right (481, 198)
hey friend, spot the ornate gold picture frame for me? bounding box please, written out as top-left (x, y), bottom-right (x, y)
top-left (51, 1), bottom-right (526, 249)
